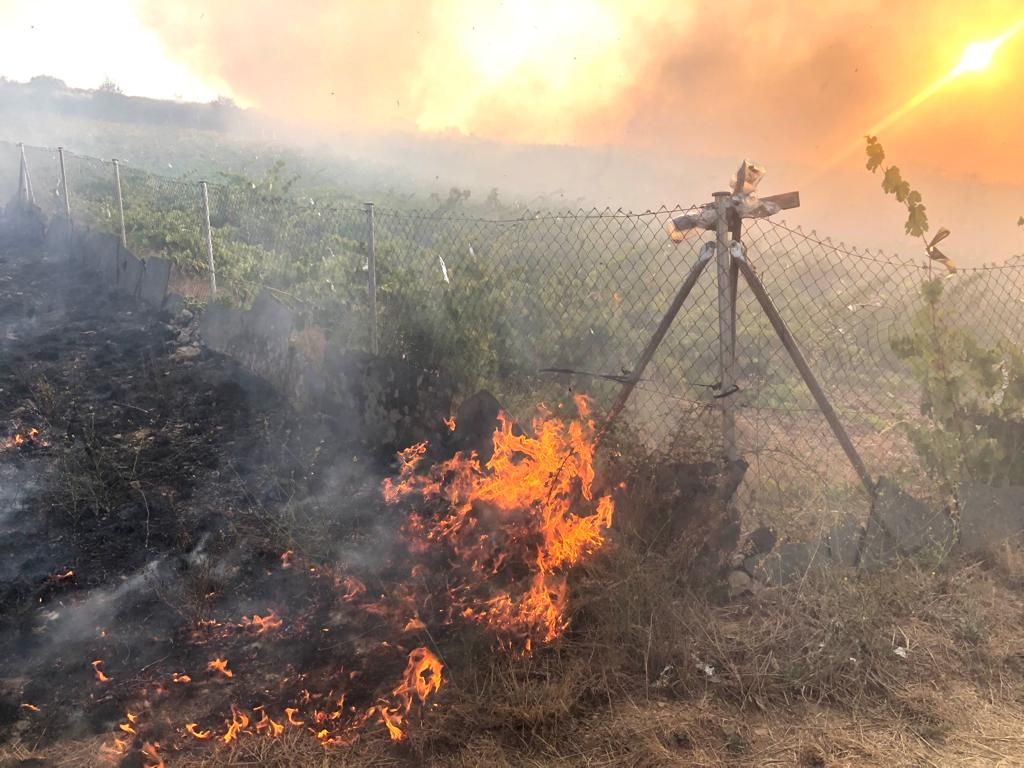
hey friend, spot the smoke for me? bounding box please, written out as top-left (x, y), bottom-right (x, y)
top-left (138, 0), bottom-right (1024, 185)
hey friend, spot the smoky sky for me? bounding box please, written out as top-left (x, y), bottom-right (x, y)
top-left (138, 1), bottom-right (1024, 185)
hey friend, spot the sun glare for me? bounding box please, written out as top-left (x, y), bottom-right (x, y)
top-left (953, 39), bottom-right (1002, 75)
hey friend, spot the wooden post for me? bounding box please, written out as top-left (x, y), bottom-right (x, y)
top-left (199, 181), bottom-right (217, 299)
top-left (57, 147), bottom-right (71, 220)
top-left (714, 192), bottom-right (738, 461)
top-left (365, 202), bottom-right (379, 355)
top-left (112, 159), bottom-right (127, 249)
top-left (733, 251), bottom-right (875, 495)
top-left (16, 143), bottom-right (26, 206)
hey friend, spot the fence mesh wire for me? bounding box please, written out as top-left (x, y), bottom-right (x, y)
top-left (7, 142), bottom-right (1024, 538)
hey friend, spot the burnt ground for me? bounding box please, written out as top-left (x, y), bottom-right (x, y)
top-left (0, 242), bottom-right (443, 763)
top-left (4, 240), bottom-right (1024, 768)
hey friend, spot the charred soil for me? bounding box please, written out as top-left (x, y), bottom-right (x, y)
top-left (2, 244), bottom-right (1024, 768)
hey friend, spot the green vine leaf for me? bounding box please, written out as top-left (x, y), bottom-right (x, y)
top-left (865, 136), bottom-right (885, 172)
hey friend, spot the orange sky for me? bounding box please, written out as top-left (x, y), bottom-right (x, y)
top-left (136, 0), bottom-right (1024, 186)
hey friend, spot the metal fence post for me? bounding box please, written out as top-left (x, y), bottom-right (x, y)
top-left (112, 159), bottom-right (127, 249)
top-left (20, 143), bottom-right (34, 206)
top-left (199, 181), bottom-right (217, 299)
top-left (365, 202), bottom-right (379, 355)
top-left (714, 191), bottom-right (738, 461)
top-left (57, 146), bottom-right (71, 221)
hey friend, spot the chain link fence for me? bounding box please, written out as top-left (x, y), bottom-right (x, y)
top-left (5, 140), bottom-right (1024, 538)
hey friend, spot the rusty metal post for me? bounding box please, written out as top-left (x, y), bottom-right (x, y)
top-left (112, 159), bottom-right (127, 249)
top-left (57, 146), bottom-right (71, 220)
top-left (365, 202), bottom-right (379, 355)
top-left (599, 241), bottom-right (715, 439)
top-left (199, 181), bottom-right (217, 299)
top-left (733, 250), bottom-right (875, 496)
top-left (714, 192), bottom-right (738, 461)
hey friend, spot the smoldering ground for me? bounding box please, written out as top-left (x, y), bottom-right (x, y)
top-left (0, 228), bottom-right (440, 756)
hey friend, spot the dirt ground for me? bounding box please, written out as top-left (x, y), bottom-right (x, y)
top-left (2, 239), bottom-right (1024, 767)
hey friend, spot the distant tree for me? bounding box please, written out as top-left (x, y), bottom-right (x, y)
top-left (28, 75), bottom-right (67, 90)
top-left (98, 78), bottom-right (123, 94)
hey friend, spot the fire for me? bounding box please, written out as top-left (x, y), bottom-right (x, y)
top-left (240, 610), bottom-right (283, 634)
top-left (284, 707), bottom-right (304, 726)
top-left (5, 427), bottom-right (46, 450)
top-left (171, 673), bottom-right (191, 683)
top-left (403, 617), bottom-right (427, 632)
top-left (20, 703), bottom-right (40, 712)
top-left (384, 395), bottom-right (614, 649)
top-left (91, 659), bottom-right (111, 683)
top-left (186, 723), bottom-right (212, 740)
top-left (443, 415), bottom-right (456, 432)
top-left (394, 647), bottom-right (444, 708)
top-left (207, 658), bottom-right (233, 678)
top-left (281, 550), bottom-right (293, 568)
top-left (50, 569), bottom-right (75, 583)
top-left (222, 705), bottom-right (250, 744)
top-left (141, 742), bottom-right (165, 768)
top-left (254, 707), bottom-right (285, 737)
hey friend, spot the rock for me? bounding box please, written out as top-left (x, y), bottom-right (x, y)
top-left (826, 516), bottom-right (863, 567)
top-left (175, 307), bottom-right (194, 324)
top-left (746, 542), bottom-right (827, 586)
top-left (173, 345), bottom-right (201, 360)
top-left (958, 485), bottom-right (1024, 553)
top-left (176, 328), bottom-right (192, 344)
top-left (748, 525), bottom-right (776, 555)
top-left (727, 569), bottom-right (753, 597)
top-left (866, 477), bottom-right (955, 562)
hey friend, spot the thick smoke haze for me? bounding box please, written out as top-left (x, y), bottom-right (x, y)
top-left (139, 1), bottom-right (1023, 181)
top-left (136, 0), bottom-right (1024, 262)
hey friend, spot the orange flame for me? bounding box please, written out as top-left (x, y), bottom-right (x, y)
top-left (91, 659), bottom-right (111, 683)
top-left (403, 617), bottom-right (427, 632)
top-left (284, 707), bottom-right (304, 726)
top-left (186, 723), bottom-right (212, 740)
top-left (172, 673), bottom-right (191, 684)
top-left (50, 569), bottom-right (75, 583)
top-left (240, 611), bottom-right (283, 634)
top-left (384, 395), bottom-right (613, 649)
top-left (141, 741), bottom-right (164, 768)
top-left (20, 703), bottom-right (40, 713)
top-left (207, 658), bottom-right (233, 678)
top-left (281, 550), bottom-right (293, 569)
top-left (254, 707), bottom-right (285, 737)
top-left (222, 705), bottom-right (250, 744)
top-left (5, 427), bottom-right (45, 450)
top-left (444, 415), bottom-right (457, 432)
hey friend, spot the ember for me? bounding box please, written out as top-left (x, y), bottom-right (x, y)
top-left (91, 659), bottom-right (111, 683)
top-left (4, 426), bottom-right (47, 451)
top-left (207, 658), bottom-right (233, 678)
top-left (141, 741), bottom-right (165, 768)
top-left (240, 610), bottom-right (283, 634)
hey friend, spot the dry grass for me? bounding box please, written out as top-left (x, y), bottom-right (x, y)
top-left (5, 548), bottom-right (1024, 767)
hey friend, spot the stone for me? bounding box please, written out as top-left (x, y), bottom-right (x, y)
top-left (747, 525), bottom-right (776, 555)
top-left (746, 541), bottom-right (827, 586)
top-left (826, 516), bottom-right (863, 567)
top-left (958, 485), bottom-right (1024, 553)
top-left (173, 345), bottom-right (201, 360)
top-left (176, 308), bottom-right (195, 324)
top-left (727, 569), bottom-right (753, 597)
top-left (870, 477), bottom-right (955, 558)
top-left (139, 258), bottom-right (172, 307)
